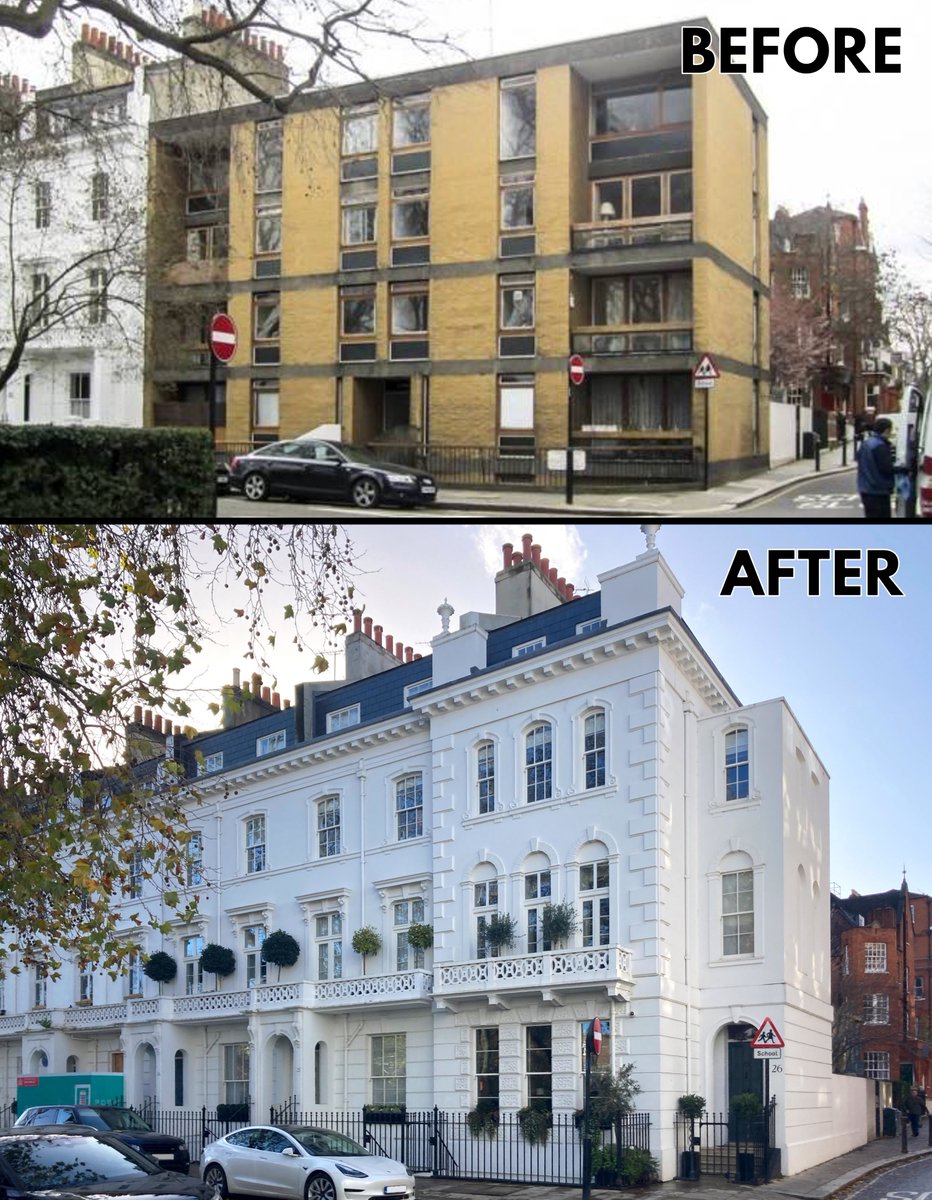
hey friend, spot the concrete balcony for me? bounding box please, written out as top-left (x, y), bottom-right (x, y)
top-left (572, 217), bottom-right (693, 253)
top-left (434, 946), bottom-right (633, 1009)
top-left (314, 969), bottom-right (433, 1012)
top-left (572, 326), bottom-right (693, 358)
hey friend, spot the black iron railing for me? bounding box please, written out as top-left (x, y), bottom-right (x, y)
top-left (675, 1099), bottom-right (777, 1183)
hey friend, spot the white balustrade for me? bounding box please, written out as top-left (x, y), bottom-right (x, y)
top-left (436, 945), bottom-right (632, 996)
top-left (315, 969), bottom-right (433, 1008)
top-left (63, 1003), bottom-right (127, 1028)
top-left (173, 990), bottom-right (251, 1017)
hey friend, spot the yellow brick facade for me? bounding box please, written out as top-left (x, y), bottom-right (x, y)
top-left (148, 23), bottom-right (771, 484)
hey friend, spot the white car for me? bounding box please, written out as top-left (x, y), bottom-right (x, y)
top-left (200, 1125), bottom-right (416, 1200)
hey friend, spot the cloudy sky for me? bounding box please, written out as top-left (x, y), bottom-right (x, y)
top-left (183, 520), bottom-right (930, 904)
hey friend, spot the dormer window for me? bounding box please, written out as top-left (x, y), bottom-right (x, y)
top-left (327, 704), bottom-right (361, 733)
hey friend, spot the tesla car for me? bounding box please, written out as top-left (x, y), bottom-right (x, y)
top-left (227, 440), bottom-right (437, 509)
top-left (200, 1124), bottom-right (415, 1200)
top-left (14, 1104), bottom-right (190, 1173)
top-left (0, 1125), bottom-right (212, 1200)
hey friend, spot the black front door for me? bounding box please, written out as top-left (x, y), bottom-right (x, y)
top-left (727, 1025), bottom-right (763, 1139)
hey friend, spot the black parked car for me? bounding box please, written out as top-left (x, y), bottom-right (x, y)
top-left (0, 1126), bottom-right (212, 1200)
top-left (14, 1106), bottom-right (189, 1174)
top-left (227, 439), bottom-right (437, 508)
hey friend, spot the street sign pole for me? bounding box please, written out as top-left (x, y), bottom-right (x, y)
top-left (208, 351), bottom-right (217, 438)
top-left (582, 1025), bottom-right (592, 1200)
top-left (567, 355), bottom-right (586, 507)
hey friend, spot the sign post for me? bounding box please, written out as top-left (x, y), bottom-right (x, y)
top-left (751, 1017), bottom-right (785, 1115)
top-left (208, 313), bottom-right (238, 438)
top-left (567, 354), bottom-right (586, 506)
top-left (693, 354), bottom-right (720, 490)
top-left (581, 1017), bottom-right (601, 1200)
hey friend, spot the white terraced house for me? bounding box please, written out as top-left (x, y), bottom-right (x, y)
top-left (0, 531), bottom-right (876, 1179)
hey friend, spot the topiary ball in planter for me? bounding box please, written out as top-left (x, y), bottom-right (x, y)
top-left (261, 930), bottom-right (300, 980)
top-left (406, 922), bottom-right (433, 952)
top-left (200, 943), bottom-right (236, 988)
top-left (143, 950), bottom-right (177, 985)
top-left (352, 926), bottom-right (382, 975)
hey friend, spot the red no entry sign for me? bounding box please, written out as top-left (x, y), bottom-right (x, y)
top-left (569, 353), bottom-right (586, 386)
top-left (590, 1017), bottom-right (602, 1056)
top-left (209, 313), bottom-right (238, 363)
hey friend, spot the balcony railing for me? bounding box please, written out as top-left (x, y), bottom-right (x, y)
top-left (64, 1002), bottom-right (128, 1029)
top-left (572, 326), bottom-right (693, 356)
top-left (434, 945), bottom-right (632, 1002)
top-left (573, 217), bottom-right (692, 253)
top-left (315, 969), bottom-right (433, 1010)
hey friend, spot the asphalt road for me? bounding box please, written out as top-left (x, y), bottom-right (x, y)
top-left (846, 1151), bottom-right (932, 1200)
top-left (738, 467), bottom-right (863, 517)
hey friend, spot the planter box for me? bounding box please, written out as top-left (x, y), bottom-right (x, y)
top-left (363, 1109), bottom-right (406, 1124)
top-left (680, 1151), bottom-right (700, 1180)
top-left (736, 1152), bottom-right (756, 1183)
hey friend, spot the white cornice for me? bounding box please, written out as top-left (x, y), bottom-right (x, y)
top-left (419, 613), bottom-right (735, 716)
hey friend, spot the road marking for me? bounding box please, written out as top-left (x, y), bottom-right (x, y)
top-left (793, 494), bottom-right (860, 509)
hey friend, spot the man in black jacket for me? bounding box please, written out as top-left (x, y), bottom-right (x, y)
top-left (856, 417), bottom-right (895, 520)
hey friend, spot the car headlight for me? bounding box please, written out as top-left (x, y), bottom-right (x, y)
top-left (335, 1163), bottom-right (369, 1178)
top-left (383, 472), bottom-right (416, 485)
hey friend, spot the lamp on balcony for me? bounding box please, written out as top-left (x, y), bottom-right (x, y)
top-left (599, 201), bottom-right (617, 221)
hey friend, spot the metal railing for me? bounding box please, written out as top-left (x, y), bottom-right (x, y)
top-left (675, 1099), bottom-right (777, 1183)
top-left (140, 1103), bottom-right (652, 1188)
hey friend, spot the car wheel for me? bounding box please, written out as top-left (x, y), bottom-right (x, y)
top-left (243, 471), bottom-right (269, 502)
top-left (351, 476), bottom-right (381, 509)
top-left (202, 1163), bottom-right (229, 1199)
top-left (306, 1171), bottom-right (338, 1200)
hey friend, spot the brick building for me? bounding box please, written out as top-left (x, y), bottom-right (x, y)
top-left (147, 20), bottom-right (771, 486)
top-left (831, 883), bottom-right (932, 1095)
top-left (770, 202), bottom-right (889, 424)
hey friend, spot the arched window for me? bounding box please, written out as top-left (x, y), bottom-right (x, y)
top-left (583, 709), bottom-right (606, 789)
top-left (66, 1055), bottom-right (79, 1073)
top-left (472, 861), bottom-right (500, 959)
top-left (396, 773), bottom-right (423, 840)
top-left (523, 851), bottom-right (552, 953)
top-left (725, 727), bottom-right (750, 801)
top-left (525, 723), bottom-right (553, 804)
top-left (720, 851), bottom-right (755, 957)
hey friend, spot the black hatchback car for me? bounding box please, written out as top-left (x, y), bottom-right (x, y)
top-left (0, 1125), bottom-right (211, 1200)
top-left (14, 1106), bottom-right (189, 1174)
top-left (227, 439), bottom-right (437, 508)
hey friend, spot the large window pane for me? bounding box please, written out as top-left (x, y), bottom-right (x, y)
top-left (342, 108), bottom-right (378, 156)
top-left (255, 121), bottom-right (283, 192)
top-left (393, 96), bottom-right (430, 147)
top-left (595, 90), bottom-right (658, 135)
top-left (631, 175), bottom-right (662, 218)
top-left (392, 197), bottom-right (429, 240)
top-left (500, 76), bottom-right (536, 159)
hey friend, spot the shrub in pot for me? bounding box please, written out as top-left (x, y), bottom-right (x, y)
top-left (143, 951), bottom-right (177, 990)
top-left (351, 926), bottom-right (382, 975)
top-left (200, 943), bottom-right (236, 990)
top-left (261, 930), bottom-right (300, 980)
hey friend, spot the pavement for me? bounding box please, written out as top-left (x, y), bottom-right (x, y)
top-left (427, 444), bottom-right (854, 517)
top-left (410, 1128), bottom-right (932, 1200)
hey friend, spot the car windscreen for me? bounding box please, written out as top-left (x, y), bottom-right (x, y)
top-left (288, 1129), bottom-right (367, 1157)
top-left (85, 1108), bottom-right (153, 1132)
top-left (0, 1132), bottom-right (159, 1188)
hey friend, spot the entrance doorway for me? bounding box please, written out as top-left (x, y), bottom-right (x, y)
top-left (350, 378), bottom-right (413, 444)
top-left (727, 1023), bottom-right (763, 1105)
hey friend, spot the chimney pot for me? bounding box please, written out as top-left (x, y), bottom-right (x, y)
top-left (165, 720), bottom-right (173, 737)
top-left (154, 715), bottom-right (163, 734)
top-left (232, 667), bottom-right (240, 688)
top-left (522, 533), bottom-right (533, 557)
top-left (363, 616), bottom-right (373, 638)
top-left (502, 542), bottom-right (513, 570)
top-left (107, 35), bottom-right (116, 53)
top-left (558, 576), bottom-right (566, 594)
top-left (531, 543), bottom-right (541, 565)
top-left (549, 567), bottom-right (559, 584)
top-left (284, 698), bottom-right (291, 709)
top-left (81, 22), bottom-right (90, 41)
top-left (252, 672), bottom-right (262, 694)
top-left (261, 686), bottom-right (271, 703)
top-left (386, 635), bottom-right (394, 654)
top-left (133, 704), bottom-right (143, 723)
top-left (413, 653), bottom-right (422, 660)
top-left (405, 647), bottom-right (413, 663)
top-left (374, 624), bottom-right (383, 646)
top-left (144, 709), bottom-right (153, 728)
top-left (540, 557), bottom-right (549, 576)
top-left (260, 37), bottom-right (268, 53)
top-left (395, 642), bottom-right (404, 661)
top-left (512, 552), bottom-right (522, 565)
top-left (565, 583), bottom-right (575, 600)
top-left (272, 691), bottom-right (281, 708)
top-left (116, 40), bottom-right (124, 58)
top-left (353, 609), bottom-right (362, 633)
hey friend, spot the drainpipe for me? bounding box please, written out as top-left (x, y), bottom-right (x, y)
top-left (683, 702), bottom-right (696, 1094)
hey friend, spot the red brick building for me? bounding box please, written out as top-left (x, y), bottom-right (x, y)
top-left (831, 883), bottom-right (932, 1096)
top-left (770, 202), bottom-right (889, 427)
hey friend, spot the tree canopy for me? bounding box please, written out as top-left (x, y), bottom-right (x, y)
top-left (0, 522), bottom-right (356, 978)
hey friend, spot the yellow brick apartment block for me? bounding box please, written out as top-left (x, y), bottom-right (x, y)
top-left (147, 21), bottom-right (770, 486)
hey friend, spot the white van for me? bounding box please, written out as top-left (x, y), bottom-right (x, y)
top-left (914, 386), bottom-right (931, 518)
